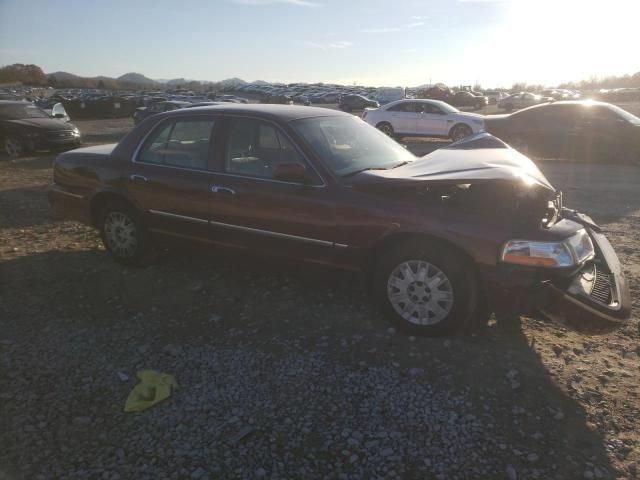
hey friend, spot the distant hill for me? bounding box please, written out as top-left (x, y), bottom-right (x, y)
top-left (117, 72), bottom-right (157, 86)
top-left (48, 71), bottom-right (82, 81)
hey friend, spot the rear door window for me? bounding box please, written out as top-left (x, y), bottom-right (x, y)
top-left (137, 117), bottom-right (215, 170)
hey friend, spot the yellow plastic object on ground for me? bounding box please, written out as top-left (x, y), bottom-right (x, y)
top-left (124, 370), bottom-right (177, 413)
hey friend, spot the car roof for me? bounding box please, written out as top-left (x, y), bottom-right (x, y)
top-left (171, 103), bottom-right (351, 122)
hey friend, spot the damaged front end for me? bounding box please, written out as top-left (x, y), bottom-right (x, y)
top-left (351, 133), bottom-right (632, 332)
top-left (533, 210), bottom-right (631, 332)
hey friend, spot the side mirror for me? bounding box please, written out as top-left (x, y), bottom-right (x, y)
top-left (273, 163), bottom-right (307, 183)
top-left (54, 113), bottom-right (65, 118)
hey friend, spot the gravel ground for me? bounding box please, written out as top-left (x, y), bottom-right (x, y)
top-left (0, 119), bottom-right (639, 480)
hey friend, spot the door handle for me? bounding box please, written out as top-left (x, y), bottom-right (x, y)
top-left (130, 174), bottom-right (148, 184)
top-left (210, 185), bottom-right (236, 195)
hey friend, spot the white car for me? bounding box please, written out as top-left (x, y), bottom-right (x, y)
top-left (362, 99), bottom-right (485, 141)
top-left (484, 91), bottom-right (509, 104)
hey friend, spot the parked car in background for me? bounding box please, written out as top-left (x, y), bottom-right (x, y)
top-left (0, 100), bottom-right (81, 157)
top-left (449, 91), bottom-right (488, 110)
top-left (485, 101), bottom-right (640, 163)
top-left (374, 87), bottom-right (406, 105)
top-left (133, 101), bottom-right (191, 125)
top-left (48, 104), bottom-right (630, 335)
top-left (363, 99), bottom-right (485, 141)
top-left (498, 92), bottom-right (551, 111)
top-left (339, 94), bottom-right (379, 112)
top-left (484, 91), bottom-right (508, 104)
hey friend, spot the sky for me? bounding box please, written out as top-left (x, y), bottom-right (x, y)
top-left (0, 0), bottom-right (638, 88)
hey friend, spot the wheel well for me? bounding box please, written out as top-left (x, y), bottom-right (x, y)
top-left (376, 121), bottom-right (392, 128)
top-left (448, 122), bottom-right (471, 138)
top-left (89, 192), bottom-right (135, 227)
top-left (368, 232), bottom-right (487, 329)
top-left (368, 232), bottom-right (475, 274)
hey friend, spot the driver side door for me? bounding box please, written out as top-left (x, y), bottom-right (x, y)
top-left (206, 116), bottom-right (341, 263)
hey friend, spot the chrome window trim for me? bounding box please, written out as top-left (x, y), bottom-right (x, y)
top-left (131, 113), bottom-right (327, 187)
top-left (149, 209), bottom-right (208, 224)
top-left (131, 114), bottom-right (219, 172)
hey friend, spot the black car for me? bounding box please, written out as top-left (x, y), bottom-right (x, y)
top-left (485, 101), bottom-right (640, 163)
top-left (0, 101), bottom-right (81, 158)
top-left (133, 101), bottom-right (191, 125)
top-left (338, 94), bottom-right (379, 112)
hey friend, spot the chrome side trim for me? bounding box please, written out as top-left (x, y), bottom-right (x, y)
top-left (149, 209), bottom-right (208, 224)
top-left (149, 210), bottom-right (349, 248)
top-left (52, 189), bottom-right (83, 199)
top-left (209, 219), bottom-right (339, 247)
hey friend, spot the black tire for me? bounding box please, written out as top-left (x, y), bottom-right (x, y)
top-left (505, 103), bottom-right (514, 112)
top-left (449, 123), bottom-right (473, 142)
top-left (376, 122), bottom-right (394, 137)
top-left (374, 239), bottom-right (477, 336)
top-left (3, 136), bottom-right (24, 158)
top-left (99, 200), bottom-right (155, 266)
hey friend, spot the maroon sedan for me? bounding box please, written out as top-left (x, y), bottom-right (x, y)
top-left (49, 104), bottom-right (631, 335)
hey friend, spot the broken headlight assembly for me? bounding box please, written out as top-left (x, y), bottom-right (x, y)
top-left (501, 229), bottom-right (595, 268)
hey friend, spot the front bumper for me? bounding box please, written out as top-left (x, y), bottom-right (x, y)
top-left (485, 213), bottom-right (631, 333)
top-left (536, 227), bottom-right (631, 332)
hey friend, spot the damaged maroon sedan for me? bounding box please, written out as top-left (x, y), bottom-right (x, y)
top-left (49, 105), bottom-right (631, 335)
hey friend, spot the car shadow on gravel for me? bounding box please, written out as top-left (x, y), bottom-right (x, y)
top-left (1, 246), bottom-right (616, 478)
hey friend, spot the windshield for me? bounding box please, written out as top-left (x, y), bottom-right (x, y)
top-left (607, 104), bottom-right (640, 125)
top-left (292, 115), bottom-right (415, 177)
top-left (0, 104), bottom-right (50, 120)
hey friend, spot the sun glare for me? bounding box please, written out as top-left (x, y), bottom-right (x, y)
top-left (490, 0), bottom-right (640, 86)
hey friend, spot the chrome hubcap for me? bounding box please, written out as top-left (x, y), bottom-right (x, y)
top-left (104, 212), bottom-right (137, 257)
top-left (5, 138), bottom-right (21, 157)
top-left (387, 260), bottom-right (454, 325)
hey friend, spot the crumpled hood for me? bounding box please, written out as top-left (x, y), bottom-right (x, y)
top-left (348, 134), bottom-right (555, 192)
top-left (6, 117), bottom-right (73, 131)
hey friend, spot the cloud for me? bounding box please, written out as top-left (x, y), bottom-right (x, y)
top-left (303, 40), bottom-right (352, 50)
top-left (232, 0), bottom-right (321, 6)
top-left (406, 21), bottom-right (424, 28)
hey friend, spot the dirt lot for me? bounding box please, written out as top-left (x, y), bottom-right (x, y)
top-left (0, 118), bottom-right (639, 480)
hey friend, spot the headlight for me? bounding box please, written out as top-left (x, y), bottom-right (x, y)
top-left (501, 229), bottom-right (594, 268)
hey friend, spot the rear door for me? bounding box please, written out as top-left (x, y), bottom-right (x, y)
top-left (125, 115), bottom-right (218, 241)
top-left (205, 115), bottom-right (339, 262)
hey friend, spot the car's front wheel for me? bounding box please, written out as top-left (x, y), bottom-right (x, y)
top-left (3, 136), bottom-right (24, 158)
top-left (449, 124), bottom-right (473, 142)
top-left (374, 239), bottom-right (477, 336)
top-left (99, 201), bottom-right (155, 266)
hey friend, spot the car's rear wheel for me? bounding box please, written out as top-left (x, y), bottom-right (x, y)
top-left (449, 124), bottom-right (473, 142)
top-left (4, 136), bottom-right (23, 158)
top-left (376, 122), bottom-right (394, 137)
top-left (99, 201), bottom-right (155, 266)
top-left (504, 103), bottom-right (514, 112)
top-left (374, 239), bottom-right (477, 336)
